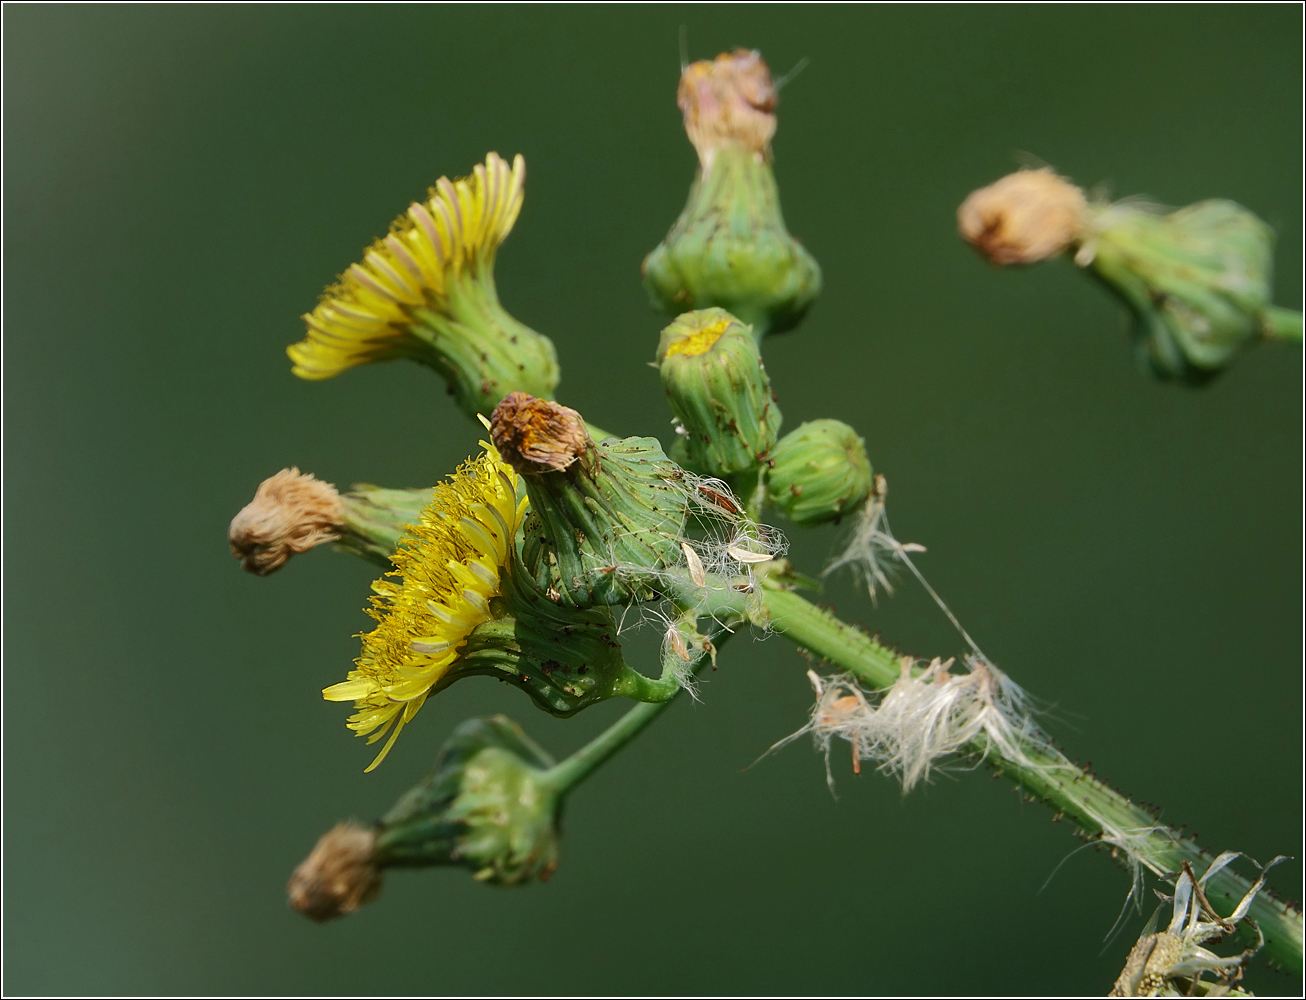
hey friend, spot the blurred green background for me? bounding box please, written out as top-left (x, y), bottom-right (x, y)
top-left (4, 5), bottom-right (1301, 996)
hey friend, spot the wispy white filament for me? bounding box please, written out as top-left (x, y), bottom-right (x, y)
top-left (777, 657), bottom-right (1046, 794)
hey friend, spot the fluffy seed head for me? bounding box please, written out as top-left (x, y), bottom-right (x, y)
top-left (958, 168), bottom-right (1088, 265)
top-left (287, 821), bottom-right (383, 922)
top-left (228, 468), bottom-right (344, 575)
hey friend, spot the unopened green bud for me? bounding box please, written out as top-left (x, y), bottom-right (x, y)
top-left (375, 715), bottom-right (561, 886)
top-left (642, 50), bottom-right (821, 337)
top-left (1079, 199), bottom-right (1293, 382)
top-left (491, 393), bottom-right (688, 608)
top-left (657, 309), bottom-right (782, 479)
top-left (766, 419), bottom-right (873, 526)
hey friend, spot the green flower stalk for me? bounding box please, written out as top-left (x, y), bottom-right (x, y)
top-left (331, 485), bottom-right (433, 567)
top-left (228, 468), bottom-right (430, 575)
top-left (643, 50), bottom-right (821, 338)
top-left (765, 419), bottom-right (873, 526)
top-left (657, 308), bottom-right (782, 486)
top-left (958, 168), bottom-right (1303, 382)
top-left (753, 579), bottom-right (1304, 974)
top-left (490, 392), bottom-right (689, 609)
top-left (287, 152), bottom-right (560, 418)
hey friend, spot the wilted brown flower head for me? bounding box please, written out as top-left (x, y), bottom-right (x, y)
top-left (287, 821), bottom-right (383, 922)
top-left (490, 392), bottom-right (591, 476)
top-left (678, 49), bottom-right (777, 167)
top-left (957, 168), bottom-right (1088, 265)
top-left (228, 468), bottom-right (344, 575)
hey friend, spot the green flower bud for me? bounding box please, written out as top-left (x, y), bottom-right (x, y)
top-left (657, 309), bottom-right (782, 479)
top-left (490, 393), bottom-right (688, 608)
top-left (1079, 199), bottom-right (1290, 382)
top-left (642, 51), bottom-right (821, 337)
top-left (373, 715), bottom-right (562, 886)
top-left (766, 419), bottom-right (873, 527)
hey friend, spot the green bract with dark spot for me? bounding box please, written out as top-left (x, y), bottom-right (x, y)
top-left (766, 419), bottom-right (873, 527)
top-left (657, 308), bottom-right (783, 480)
top-left (1084, 200), bottom-right (1279, 383)
top-left (643, 144), bottom-right (821, 338)
top-left (518, 435), bottom-right (689, 608)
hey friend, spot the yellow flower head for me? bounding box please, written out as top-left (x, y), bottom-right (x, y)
top-left (289, 152), bottom-right (527, 380)
top-left (323, 441), bottom-right (527, 771)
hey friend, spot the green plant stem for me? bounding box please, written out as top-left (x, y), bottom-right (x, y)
top-left (314, 539), bottom-right (1302, 969)
top-left (761, 582), bottom-right (1303, 973)
top-left (1263, 306), bottom-right (1303, 343)
top-left (546, 629), bottom-right (730, 793)
top-left (543, 700), bottom-right (672, 794)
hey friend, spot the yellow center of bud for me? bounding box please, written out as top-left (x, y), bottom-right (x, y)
top-left (665, 317), bottom-right (732, 358)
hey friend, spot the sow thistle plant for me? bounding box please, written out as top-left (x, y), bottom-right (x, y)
top-left (230, 48), bottom-right (1303, 993)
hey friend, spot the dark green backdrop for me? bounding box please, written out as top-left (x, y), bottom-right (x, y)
top-left (4, 5), bottom-right (1301, 996)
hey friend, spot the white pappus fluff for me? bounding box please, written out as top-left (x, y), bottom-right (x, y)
top-left (779, 656), bottom-right (1048, 794)
top-left (823, 476), bottom-right (924, 605)
top-left (608, 473), bottom-right (788, 695)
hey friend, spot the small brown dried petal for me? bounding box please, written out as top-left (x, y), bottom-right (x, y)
top-left (228, 468), bottom-right (344, 575)
top-left (957, 168), bottom-right (1088, 265)
top-left (287, 821), bottom-right (383, 923)
top-left (678, 49), bottom-right (777, 166)
top-left (490, 392), bottom-right (590, 476)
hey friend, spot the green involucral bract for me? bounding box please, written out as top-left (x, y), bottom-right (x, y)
top-left (766, 419), bottom-right (873, 526)
top-left (658, 308), bottom-right (783, 479)
top-left (374, 715), bottom-right (561, 885)
top-left (408, 275), bottom-right (561, 419)
top-left (435, 592), bottom-right (635, 717)
top-left (643, 143), bottom-right (821, 338)
top-left (518, 436), bottom-right (689, 608)
top-left (1082, 200), bottom-right (1280, 383)
top-left (334, 485), bottom-right (432, 567)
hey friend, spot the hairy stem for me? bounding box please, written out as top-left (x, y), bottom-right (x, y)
top-left (761, 582), bottom-right (1303, 973)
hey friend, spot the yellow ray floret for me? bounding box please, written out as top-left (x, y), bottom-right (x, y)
top-left (323, 442), bottom-right (527, 771)
top-left (288, 152), bottom-right (527, 380)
